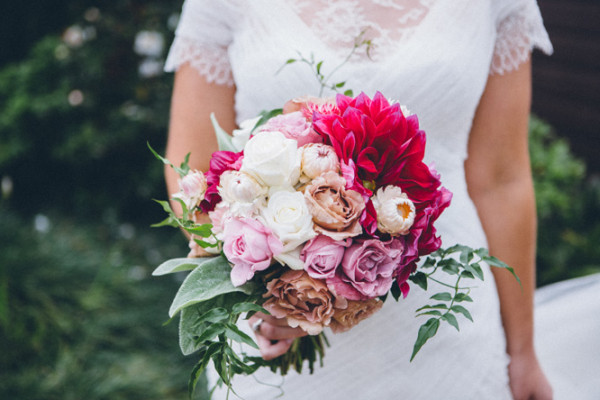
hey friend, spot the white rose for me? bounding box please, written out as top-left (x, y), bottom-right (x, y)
top-left (372, 186), bottom-right (416, 236)
top-left (231, 116), bottom-right (261, 152)
top-left (300, 143), bottom-right (340, 179)
top-left (241, 131), bottom-right (301, 188)
top-left (261, 190), bottom-right (316, 269)
top-left (172, 170), bottom-right (207, 209)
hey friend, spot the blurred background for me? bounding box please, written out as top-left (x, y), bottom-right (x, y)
top-left (0, 1), bottom-right (598, 399)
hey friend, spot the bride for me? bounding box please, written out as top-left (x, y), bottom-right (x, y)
top-left (163, 1), bottom-right (553, 398)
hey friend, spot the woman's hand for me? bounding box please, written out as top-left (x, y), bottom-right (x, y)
top-left (508, 349), bottom-right (553, 400)
top-left (248, 312), bottom-right (307, 360)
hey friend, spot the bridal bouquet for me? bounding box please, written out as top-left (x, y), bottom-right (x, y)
top-left (150, 91), bottom-right (517, 395)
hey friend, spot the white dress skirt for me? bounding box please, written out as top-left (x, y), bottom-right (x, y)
top-left (165, 1), bottom-right (553, 398)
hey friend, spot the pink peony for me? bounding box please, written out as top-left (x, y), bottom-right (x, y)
top-left (260, 111), bottom-right (322, 146)
top-left (222, 217), bottom-right (283, 286)
top-left (282, 96), bottom-right (339, 121)
top-left (201, 151), bottom-right (243, 213)
top-left (301, 235), bottom-right (351, 280)
top-left (327, 238), bottom-right (403, 300)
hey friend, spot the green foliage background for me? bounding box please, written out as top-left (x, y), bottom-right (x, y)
top-left (0, 1), bottom-right (598, 398)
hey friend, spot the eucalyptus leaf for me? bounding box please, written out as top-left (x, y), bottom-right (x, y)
top-left (152, 257), bottom-right (218, 276)
top-left (211, 112), bottom-right (236, 152)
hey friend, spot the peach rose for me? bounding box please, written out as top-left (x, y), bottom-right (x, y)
top-left (329, 298), bottom-right (383, 334)
top-left (304, 171), bottom-right (365, 240)
top-left (263, 270), bottom-right (340, 335)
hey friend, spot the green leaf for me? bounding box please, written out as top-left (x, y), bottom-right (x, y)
top-left (316, 61), bottom-right (323, 74)
top-left (152, 257), bottom-right (218, 276)
top-left (179, 292), bottom-right (249, 355)
top-left (197, 308), bottom-right (229, 324)
top-left (410, 272), bottom-right (428, 291)
top-left (150, 216), bottom-right (179, 228)
top-left (454, 293), bottom-right (473, 303)
top-left (415, 303), bottom-right (448, 312)
top-left (451, 305), bottom-right (473, 322)
top-left (390, 281), bottom-right (402, 301)
top-left (232, 302), bottom-right (268, 315)
top-left (251, 108), bottom-right (283, 133)
top-left (211, 112), bottom-right (236, 152)
top-left (224, 323), bottom-right (259, 349)
top-left (147, 142), bottom-right (187, 177)
top-left (285, 58), bottom-right (296, 65)
top-left (484, 255), bottom-right (521, 285)
top-left (422, 257), bottom-right (436, 269)
top-left (410, 318), bottom-right (440, 361)
top-left (169, 255), bottom-right (255, 317)
top-left (465, 262), bottom-right (484, 281)
top-left (442, 313), bottom-right (460, 331)
top-left (343, 89), bottom-right (354, 97)
top-left (184, 223), bottom-right (213, 237)
top-left (416, 310), bottom-right (442, 318)
top-left (334, 81), bottom-right (346, 88)
top-left (195, 323), bottom-right (225, 343)
top-left (430, 292), bottom-right (452, 302)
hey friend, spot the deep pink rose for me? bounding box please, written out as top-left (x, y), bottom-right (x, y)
top-left (200, 150), bottom-right (243, 213)
top-left (301, 235), bottom-right (351, 280)
top-left (327, 238), bottom-right (403, 300)
top-left (223, 217), bottom-right (283, 286)
top-left (260, 111), bottom-right (323, 146)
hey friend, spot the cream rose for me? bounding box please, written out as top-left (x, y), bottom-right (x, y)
top-left (240, 130), bottom-right (301, 188)
top-left (172, 170), bottom-right (207, 210)
top-left (372, 186), bottom-right (416, 235)
top-left (218, 170), bottom-right (267, 217)
top-left (261, 190), bottom-right (316, 270)
top-left (300, 143), bottom-right (340, 180)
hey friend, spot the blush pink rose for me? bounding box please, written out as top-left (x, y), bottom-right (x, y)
top-left (301, 235), bottom-right (351, 280)
top-left (222, 217), bottom-right (283, 286)
top-left (327, 238), bottom-right (403, 300)
top-left (260, 111), bottom-right (322, 147)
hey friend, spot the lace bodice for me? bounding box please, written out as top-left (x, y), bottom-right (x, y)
top-left (165, 1), bottom-right (552, 399)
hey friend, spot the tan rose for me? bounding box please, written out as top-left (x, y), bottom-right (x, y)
top-left (329, 298), bottom-right (383, 334)
top-left (263, 270), bottom-right (340, 335)
top-left (304, 171), bottom-right (365, 240)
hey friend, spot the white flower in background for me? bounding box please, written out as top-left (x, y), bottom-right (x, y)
top-left (231, 116), bottom-right (261, 152)
top-left (138, 58), bottom-right (164, 78)
top-left (372, 186), bottom-right (416, 236)
top-left (241, 131), bottom-right (301, 188)
top-left (173, 170), bottom-right (207, 210)
top-left (387, 98), bottom-right (413, 117)
top-left (63, 25), bottom-right (85, 48)
top-left (134, 30), bottom-right (165, 57)
top-left (262, 190), bottom-right (316, 269)
top-left (300, 143), bottom-right (340, 179)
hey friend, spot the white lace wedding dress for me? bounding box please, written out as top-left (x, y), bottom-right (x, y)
top-left (165, 1), bottom-right (552, 398)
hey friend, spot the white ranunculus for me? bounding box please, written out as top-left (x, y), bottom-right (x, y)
top-left (241, 131), bottom-right (301, 188)
top-left (262, 190), bottom-right (315, 269)
top-left (372, 186), bottom-right (416, 236)
top-left (300, 143), bottom-right (340, 179)
top-left (173, 170), bottom-right (207, 209)
top-left (231, 116), bottom-right (261, 152)
top-left (218, 170), bottom-right (267, 203)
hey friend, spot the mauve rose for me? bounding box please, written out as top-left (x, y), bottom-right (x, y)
top-left (327, 238), bottom-right (403, 300)
top-left (222, 217), bottom-right (283, 287)
top-left (329, 298), bottom-right (383, 333)
top-left (263, 270), bottom-right (339, 335)
top-left (260, 112), bottom-right (322, 147)
top-left (301, 235), bottom-right (351, 280)
top-left (304, 171), bottom-right (365, 240)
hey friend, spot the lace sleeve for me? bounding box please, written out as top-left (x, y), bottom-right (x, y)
top-left (164, 0), bottom-right (237, 86)
top-left (490, 0), bottom-right (553, 75)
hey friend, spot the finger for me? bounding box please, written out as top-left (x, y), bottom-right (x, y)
top-left (255, 335), bottom-right (293, 360)
top-left (249, 314), bottom-right (307, 340)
